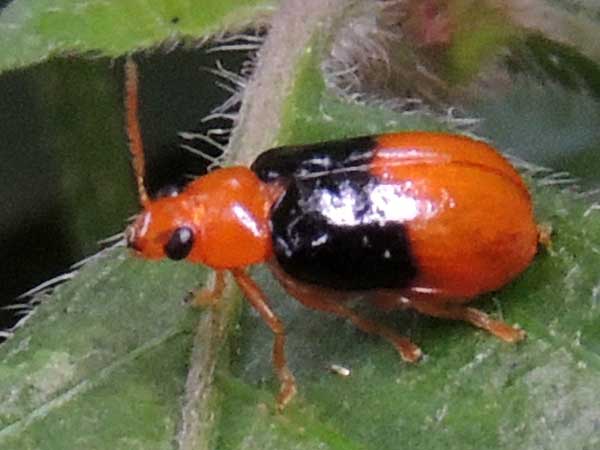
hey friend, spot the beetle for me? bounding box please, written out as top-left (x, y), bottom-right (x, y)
top-left (123, 59), bottom-right (541, 410)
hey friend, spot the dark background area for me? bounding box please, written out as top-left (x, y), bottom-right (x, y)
top-left (0, 48), bottom-right (243, 332)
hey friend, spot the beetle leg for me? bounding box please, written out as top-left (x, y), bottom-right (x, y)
top-left (319, 302), bottom-right (423, 363)
top-left (188, 270), bottom-right (227, 307)
top-left (409, 301), bottom-right (526, 343)
top-left (272, 268), bottom-right (422, 362)
top-left (231, 268), bottom-right (297, 411)
top-left (537, 223), bottom-right (553, 250)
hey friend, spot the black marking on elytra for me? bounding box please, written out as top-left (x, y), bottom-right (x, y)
top-left (270, 170), bottom-right (417, 290)
top-left (251, 136), bottom-right (376, 182)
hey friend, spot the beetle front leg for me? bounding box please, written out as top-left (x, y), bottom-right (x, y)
top-left (231, 268), bottom-right (297, 411)
top-left (188, 270), bottom-right (227, 307)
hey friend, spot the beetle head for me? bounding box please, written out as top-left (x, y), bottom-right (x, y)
top-left (126, 195), bottom-right (198, 261)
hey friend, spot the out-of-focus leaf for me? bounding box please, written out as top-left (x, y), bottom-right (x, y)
top-left (0, 250), bottom-right (209, 449)
top-left (0, 0), bottom-right (276, 73)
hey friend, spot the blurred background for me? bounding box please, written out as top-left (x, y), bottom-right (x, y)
top-left (0, 48), bottom-right (245, 332)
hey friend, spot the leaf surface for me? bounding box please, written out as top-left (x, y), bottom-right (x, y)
top-left (1, 1), bottom-right (600, 449)
top-left (0, 0), bottom-right (275, 73)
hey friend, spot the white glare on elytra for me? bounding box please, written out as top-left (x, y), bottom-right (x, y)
top-left (313, 182), bottom-right (440, 227)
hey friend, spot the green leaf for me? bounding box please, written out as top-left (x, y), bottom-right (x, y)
top-left (469, 34), bottom-right (600, 180)
top-left (0, 251), bottom-right (208, 448)
top-left (33, 59), bottom-right (139, 255)
top-left (2, 1), bottom-right (600, 449)
top-left (3, 182), bottom-right (600, 449)
top-left (0, 0), bottom-right (276, 73)
top-left (215, 32), bottom-right (600, 450)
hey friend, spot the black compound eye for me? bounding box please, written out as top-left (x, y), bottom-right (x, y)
top-left (155, 184), bottom-right (181, 199)
top-left (164, 226), bottom-right (194, 260)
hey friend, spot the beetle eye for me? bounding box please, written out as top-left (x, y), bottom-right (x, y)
top-left (164, 226), bottom-right (194, 260)
top-left (155, 184), bottom-right (181, 198)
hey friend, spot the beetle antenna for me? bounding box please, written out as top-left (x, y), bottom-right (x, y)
top-left (124, 56), bottom-right (150, 207)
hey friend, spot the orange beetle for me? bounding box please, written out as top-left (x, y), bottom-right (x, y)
top-left (124, 59), bottom-right (542, 410)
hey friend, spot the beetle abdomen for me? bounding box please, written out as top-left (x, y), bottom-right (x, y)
top-left (256, 132), bottom-right (538, 299)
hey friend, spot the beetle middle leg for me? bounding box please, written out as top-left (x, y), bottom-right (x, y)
top-left (231, 268), bottom-right (297, 411)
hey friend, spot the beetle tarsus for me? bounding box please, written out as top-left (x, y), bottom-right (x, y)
top-left (392, 337), bottom-right (423, 362)
top-left (274, 337), bottom-right (297, 411)
top-left (537, 223), bottom-right (553, 251)
top-left (189, 270), bottom-right (227, 307)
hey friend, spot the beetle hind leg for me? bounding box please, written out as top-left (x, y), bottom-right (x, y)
top-left (409, 300), bottom-right (526, 343)
top-left (303, 298), bottom-right (422, 362)
top-left (537, 223), bottom-right (553, 250)
top-left (271, 268), bottom-right (422, 362)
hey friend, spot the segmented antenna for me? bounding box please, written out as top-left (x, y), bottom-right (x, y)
top-left (124, 56), bottom-right (150, 206)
